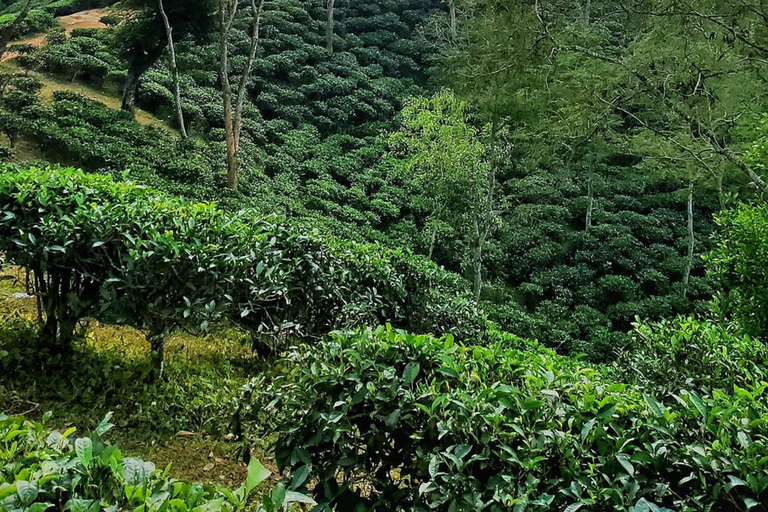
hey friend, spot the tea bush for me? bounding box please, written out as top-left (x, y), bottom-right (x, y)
top-left (708, 202), bottom-right (768, 340)
top-left (0, 166), bottom-right (482, 362)
top-left (0, 9), bottom-right (55, 38)
top-left (617, 316), bottom-right (768, 393)
top-left (0, 413), bottom-right (314, 512)
top-left (246, 326), bottom-right (768, 512)
top-left (0, 167), bottom-right (280, 369)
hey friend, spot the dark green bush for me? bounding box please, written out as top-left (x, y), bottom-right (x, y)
top-left (617, 316), bottom-right (768, 393)
top-left (0, 8), bottom-right (55, 37)
top-left (0, 166), bottom-right (482, 361)
top-left (246, 326), bottom-right (768, 512)
top-left (0, 167), bottom-right (287, 367)
top-left (0, 413), bottom-right (313, 512)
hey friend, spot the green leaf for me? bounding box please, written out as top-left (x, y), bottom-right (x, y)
top-left (271, 483), bottom-right (286, 509)
top-left (290, 465), bottom-right (309, 489)
top-left (616, 454), bottom-right (634, 477)
top-left (688, 391), bottom-right (707, 419)
top-left (75, 437), bottom-right (93, 468)
top-left (643, 394), bottom-right (663, 417)
top-left (384, 409), bottom-right (401, 427)
top-left (246, 457), bottom-right (271, 494)
top-left (16, 480), bottom-right (38, 506)
top-left (402, 362), bottom-right (420, 386)
top-left (283, 491), bottom-right (316, 506)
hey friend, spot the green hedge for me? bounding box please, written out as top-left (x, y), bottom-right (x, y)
top-left (708, 202), bottom-right (768, 340)
top-left (245, 326), bottom-right (768, 512)
top-left (0, 413), bottom-right (313, 512)
top-left (617, 316), bottom-right (768, 394)
top-left (0, 166), bottom-right (483, 363)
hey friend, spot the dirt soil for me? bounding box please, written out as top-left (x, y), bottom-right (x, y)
top-left (58, 9), bottom-right (109, 34)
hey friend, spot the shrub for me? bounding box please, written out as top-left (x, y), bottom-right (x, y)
top-left (708, 202), bottom-right (768, 339)
top-left (0, 166), bottom-right (483, 364)
top-left (0, 9), bottom-right (55, 37)
top-left (0, 413), bottom-right (313, 512)
top-left (0, 167), bottom-right (285, 372)
top-left (617, 315), bottom-right (768, 393)
top-left (245, 326), bottom-right (768, 512)
top-left (242, 231), bottom-right (485, 351)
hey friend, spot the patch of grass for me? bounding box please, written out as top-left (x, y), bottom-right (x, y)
top-left (0, 60), bottom-right (173, 131)
top-left (0, 264), bottom-right (275, 487)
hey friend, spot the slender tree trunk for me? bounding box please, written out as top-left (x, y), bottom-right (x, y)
top-left (447, 0), bottom-right (457, 41)
top-left (585, 168), bottom-right (594, 231)
top-left (427, 226), bottom-right (437, 259)
top-left (682, 181), bottom-right (694, 299)
top-left (159, 0), bottom-right (188, 139)
top-left (472, 219), bottom-right (484, 300)
top-left (219, 0), bottom-right (265, 190)
top-left (326, 0), bottom-right (335, 53)
top-left (148, 327), bottom-right (168, 381)
top-left (0, 0), bottom-right (35, 62)
top-left (717, 170), bottom-right (725, 210)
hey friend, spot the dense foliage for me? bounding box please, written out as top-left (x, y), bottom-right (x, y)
top-left (0, 166), bottom-right (482, 363)
top-left (617, 316), bottom-right (768, 393)
top-left (709, 202), bottom-right (768, 339)
top-left (247, 325), bottom-right (768, 512)
top-left (0, 413), bottom-right (313, 512)
top-left (3, 0), bottom-right (768, 509)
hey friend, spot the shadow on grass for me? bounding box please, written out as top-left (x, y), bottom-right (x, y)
top-left (0, 314), bottom-right (268, 440)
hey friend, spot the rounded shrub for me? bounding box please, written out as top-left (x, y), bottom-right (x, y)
top-left (617, 315), bottom-right (768, 393)
top-left (245, 326), bottom-right (768, 512)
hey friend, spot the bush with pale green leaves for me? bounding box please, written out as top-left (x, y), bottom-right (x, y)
top-left (0, 413), bottom-right (314, 512)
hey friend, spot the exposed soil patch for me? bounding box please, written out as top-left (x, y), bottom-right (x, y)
top-left (58, 8), bottom-right (109, 34)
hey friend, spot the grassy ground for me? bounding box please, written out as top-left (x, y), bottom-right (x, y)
top-left (1, 60), bottom-right (173, 130)
top-left (1, 6), bottom-right (173, 132)
top-left (0, 266), bottom-right (275, 489)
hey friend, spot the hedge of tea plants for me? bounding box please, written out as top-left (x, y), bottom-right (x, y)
top-left (247, 325), bottom-right (768, 512)
top-left (0, 166), bottom-right (483, 362)
top-left (0, 413), bottom-right (313, 512)
top-left (708, 201), bottom-right (768, 341)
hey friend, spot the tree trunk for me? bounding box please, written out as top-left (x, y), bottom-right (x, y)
top-left (472, 220), bottom-right (484, 300)
top-left (717, 170), bottom-right (725, 210)
top-left (148, 328), bottom-right (168, 381)
top-left (583, 0), bottom-right (591, 26)
top-left (121, 64), bottom-right (142, 113)
top-left (0, 0), bottom-right (35, 62)
top-left (326, 0), bottom-right (335, 53)
top-left (219, 0), bottom-right (265, 190)
top-left (585, 168), bottom-right (594, 231)
top-left (121, 45), bottom-right (164, 114)
top-left (682, 181), bottom-right (694, 299)
top-left (159, 0), bottom-right (188, 139)
top-left (448, 0), bottom-right (457, 41)
top-left (427, 225), bottom-right (437, 260)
